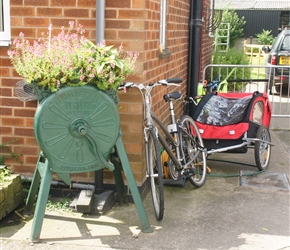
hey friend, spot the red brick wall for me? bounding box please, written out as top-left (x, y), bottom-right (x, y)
top-left (0, 0), bottom-right (212, 186)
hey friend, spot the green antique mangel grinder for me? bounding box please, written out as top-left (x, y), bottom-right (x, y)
top-left (21, 84), bottom-right (151, 242)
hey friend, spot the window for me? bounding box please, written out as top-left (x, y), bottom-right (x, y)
top-left (159, 0), bottom-right (170, 58)
top-left (281, 36), bottom-right (290, 51)
top-left (159, 0), bottom-right (167, 52)
top-left (0, 0), bottom-right (11, 46)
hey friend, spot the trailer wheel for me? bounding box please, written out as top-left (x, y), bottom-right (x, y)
top-left (255, 126), bottom-right (271, 171)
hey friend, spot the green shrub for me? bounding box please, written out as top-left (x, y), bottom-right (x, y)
top-left (46, 197), bottom-right (74, 212)
top-left (246, 47), bottom-right (259, 53)
top-left (216, 8), bottom-right (246, 48)
top-left (0, 155), bottom-right (4, 165)
top-left (256, 29), bottom-right (275, 45)
top-left (0, 166), bottom-right (12, 182)
top-left (0, 140), bottom-right (22, 165)
top-left (211, 48), bottom-right (250, 91)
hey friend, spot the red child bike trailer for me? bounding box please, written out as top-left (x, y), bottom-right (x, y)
top-left (192, 91), bottom-right (273, 171)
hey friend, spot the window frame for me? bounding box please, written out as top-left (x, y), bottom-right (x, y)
top-left (159, 0), bottom-right (170, 58)
top-left (159, 0), bottom-right (167, 52)
top-left (280, 35), bottom-right (290, 51)
top-left (0, 0), bottom-right (11, 46)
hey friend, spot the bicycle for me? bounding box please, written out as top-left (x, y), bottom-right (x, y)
top-left (119, 78), bottom-right (207, 221)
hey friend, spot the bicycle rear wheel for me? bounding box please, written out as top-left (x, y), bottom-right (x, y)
top-left (146, 129), bottom-right (164, 221)
top-left (179, 115), bottom-right (207, 187)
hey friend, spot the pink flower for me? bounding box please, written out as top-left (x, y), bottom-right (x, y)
top-left (15, 42), bottom-right (22, 48)
top-left (7, 50), bottom-right (16, 58)
top-left (99, 40), bottom-right (106, 46)
top-left (69, 21), bottom-right (74, 28)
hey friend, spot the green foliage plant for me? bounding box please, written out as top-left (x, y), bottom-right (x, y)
top-left (0, 139), bottom-right (22, 165)
top-left (211, 48), bottom-right (250, 91)
top-left (0, 166), bottom-right (12, 183)
top-left (8, 21), bottom-right (139, 92)
top-left (217, 8), bottom-right (246, 48)
top-left (256, 29), bottom-right (275, 45)
top-left (0, 140), bottom-right (23, 184)
top-left (46, 197), bottom-right (73, 212)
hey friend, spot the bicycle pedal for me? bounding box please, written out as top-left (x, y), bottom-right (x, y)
top-left (183, 167), bottom-right (196, 177)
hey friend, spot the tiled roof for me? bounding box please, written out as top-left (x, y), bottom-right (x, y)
top-left (215, 0), bottom-right (290, 10)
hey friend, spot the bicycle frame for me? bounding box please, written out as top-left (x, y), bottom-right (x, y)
top-left (136, 81), bottom-right (205, 174)
top-left (140, 83), bottom-right (183, 169)
top-left (119, 78), bottom-right (207, 199)
top-left (150, 111), bottom-right (183, 169)
top-left (119, 78), bottom-right (207, 220)
top-left (151, 112), bottom-right (203, 171)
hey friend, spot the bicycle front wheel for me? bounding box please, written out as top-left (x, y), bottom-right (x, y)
top-left (179, 115), bottom-right (207, 187)
top-left (255, 125), bottom-right (271, 171)
top-left (146, 129), bottom-right (164, 221)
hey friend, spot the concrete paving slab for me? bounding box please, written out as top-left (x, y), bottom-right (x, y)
top-left (240, 171), bottom-right (290, 191)
top-left (0, 129), bottom-right (289, 250)
top-left (272, 129), bottom-right (290, 155)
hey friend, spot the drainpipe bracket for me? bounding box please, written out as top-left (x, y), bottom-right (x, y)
top-left (191, 18), bottom-right (203, 27)
top-left (158, 48), bottom-right (171, 59)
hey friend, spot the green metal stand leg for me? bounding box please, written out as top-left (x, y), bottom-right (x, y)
top-left (115, 137), bottom-right (152, 233)
top-left (25, 164), bottom-right (41, 213)
top-left (110, 147), bottom-right (127, 204)
top-left (30, 159), bottom-right (53, 242)
top-left (25, 153), bottom-right (48, 213)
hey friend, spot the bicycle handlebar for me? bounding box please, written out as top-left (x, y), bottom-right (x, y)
top-left (118, 78), bottom-right (182, 91)
top-left (158, 78), bottom-right (182, 84)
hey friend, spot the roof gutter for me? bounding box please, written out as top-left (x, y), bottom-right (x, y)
top-left (187, 0), bottom-right (203, 117)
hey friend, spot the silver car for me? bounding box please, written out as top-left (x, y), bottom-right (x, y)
top-left (262, 26), bottom-right (290, 94)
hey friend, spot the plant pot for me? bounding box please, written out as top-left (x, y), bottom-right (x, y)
top-left (31, 82), bottom-right (119, 104)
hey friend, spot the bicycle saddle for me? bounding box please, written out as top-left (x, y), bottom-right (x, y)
top-left (163, 91), bottom-right (182, 102)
